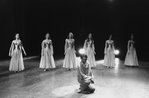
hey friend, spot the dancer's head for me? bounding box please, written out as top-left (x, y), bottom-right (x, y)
top-left (45, 33), bottom-right (50, 39)
top-left (81, 54), bottom-right (88, 63)
top-left (87, 33), bottom-right (94, 42)
top-left (88, 33), bottom-right (92, 39)
top-left (131, 33), bottom-right (134, 40)
top-left (109, 35), bottom-right (112, 40)
top-left (15, 33), bottom-right (19, 39)
top-left (68, 32), bottom-right (73, 39)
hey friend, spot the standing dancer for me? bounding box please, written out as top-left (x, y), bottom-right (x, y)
top-left (103, 35), bottom-right (115, 68)
top-left (124, 34), bottom-right (139, 67)
top-left (63, 32), bottom-right (77, 70)
top-left (39, 33), bottom-right (56, 71)
top-left (9, 33), bottom-right (26, 72)
top-left (83, 33), bottom-right (96, 68)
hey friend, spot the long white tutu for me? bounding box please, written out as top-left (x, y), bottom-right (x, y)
top-left (124, 47), bottom-right (139, 66)
top-left (39, 48), bottom-right (56, 69)
top-left (85, 48), bottom-right (96, 67)
top-left (9, 49), bottom-right (24, 71)
top-left (103, 48), bottom-right (115, 67)
top-left (63, 48), bottom-right (77, 68)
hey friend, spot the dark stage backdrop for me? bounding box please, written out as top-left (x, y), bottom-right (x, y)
top-left (0, 0), bottom-right (149, 61)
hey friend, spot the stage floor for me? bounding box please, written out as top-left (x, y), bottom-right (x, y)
top-left (0, 56), bottom-right (149, 98)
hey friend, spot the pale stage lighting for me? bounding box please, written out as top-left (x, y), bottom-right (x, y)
top-left (79, 48), bottom-right (85, 55)
top-left (115, 58), bottom-right (119, 65)
top-left (96, 59), bottom-right (104, 65)
top-left (115, 58), bottom-right (119, 68)
top-left (114, 49), bottom-right (119, 55)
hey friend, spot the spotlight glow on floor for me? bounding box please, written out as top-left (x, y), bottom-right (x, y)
top-left (95, 58), bottom-right (119, 67)
top-left (114, 58), bottom-right (120, 69)
top-left (96, 59), bottom-right (104, 65)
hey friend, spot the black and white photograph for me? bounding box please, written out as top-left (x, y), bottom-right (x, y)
top-left (0, 0), bottom-right (149, 98)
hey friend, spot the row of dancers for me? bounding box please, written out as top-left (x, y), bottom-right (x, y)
top-left (8, 32), bottom-right (139, 72)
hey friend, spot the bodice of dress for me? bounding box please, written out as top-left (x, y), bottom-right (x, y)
top-left (67, 39), bottom-right (74, 48)
top-left (129, 40), bottom-right (135, 48)
top-left (86, 40), bottom-right (92, 48)
top-left (13, 40), bottom-right (22, 50)
top-left (43, 40), bottom-right (52, 49)
top-left (107, 40), bottom-right (113, 49)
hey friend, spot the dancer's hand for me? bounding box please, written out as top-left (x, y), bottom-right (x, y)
top-left (24, 52), bottom-right (27, 56)
top-left (87, 76), bottom-right (92, 80)
top-left (64, 51), bottom-right (67, 55)
top-left (84, 76), bottom-right (92, 83)
top-left (84, 76), bottom-right (91, 80)
top-left (104, 52), bottom-right (107, 54)
top-left (84, 75), bottom-right (88, 79)
top-left (41, 52), bottom-right (44, 56)
top-left (9, 53), bottom-right (12, 57)
top-left (128, 51), bottom-right (130, 54)
top-left (94, 51), bottom-right (96, 54)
